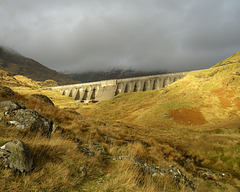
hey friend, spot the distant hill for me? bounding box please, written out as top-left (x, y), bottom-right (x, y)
top-left (0, 46), bottom-right (78, 85)
top-left (66, 69), bottom-right (167, 83)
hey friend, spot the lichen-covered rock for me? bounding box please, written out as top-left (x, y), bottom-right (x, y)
top-left (43, 80), bottom-right (58, 87)
top-left (31, 94), bottom-right (54, 106)
top-left (0, 87), bottom-right (15, 97)
top-left (0, 140), bottom-right (34, 172)
top-left (12, 109), bottom-right (53, 137)
top-left (0, 100), bottom-right (25, 112)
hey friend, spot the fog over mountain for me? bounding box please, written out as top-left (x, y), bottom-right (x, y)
top-left (0, 0), bottom-right (239, 73)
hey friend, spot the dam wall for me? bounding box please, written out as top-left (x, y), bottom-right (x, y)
top-left (50, 71), bottom-right (189, 102)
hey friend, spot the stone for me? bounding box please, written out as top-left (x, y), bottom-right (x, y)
top-left (12, 109), bottom-right (53, 137)
top-left (43, 80), bottom-right (58, 87)
top-left (52, 124), bottom-right (62, 133)
top-left (80, 166), bottom-right (87, 176)
top-left (31, 94), bottom-right (54, 106)
top-left (0, 140), bottom-right (34, 172)
top-left (0, 87), bottom-right (15, 97)
top-left (0, 100), bottom-right (25, 112)
top-left (78, 144), bottom-right (94, 156)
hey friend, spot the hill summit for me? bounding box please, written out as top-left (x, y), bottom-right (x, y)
top-left (0, 46), bottom-right (78, 85)
top-left (213, 51), bottom-right (240, 67)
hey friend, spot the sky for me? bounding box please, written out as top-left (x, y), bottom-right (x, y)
top-left (0, 0), bottom-right (239, 73)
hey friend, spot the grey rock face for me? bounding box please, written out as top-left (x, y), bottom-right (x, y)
top-left (0, 140), bottom-right (34, 172)
top-left (0, 100), bottom-right (25, 112)
top-left (13, 109), bottom-right (53, 137)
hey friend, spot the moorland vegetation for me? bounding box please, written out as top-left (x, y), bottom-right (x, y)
top-left (0, 52), bottom-right (240, 191)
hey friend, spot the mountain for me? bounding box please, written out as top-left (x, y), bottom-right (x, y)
top-left (0, 46), bottom-right (78, 85)
top-left (66, 69), bottom-right (167, 83)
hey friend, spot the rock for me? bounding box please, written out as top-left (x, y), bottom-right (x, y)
top-left (0, 100), bottom-right (25, 112)
top-left (0, 140), bottom-right (34, 172)
top-left (91, 142), bottom-right (108, 155)
top-left (0, 87), bottom-right (15, 97)
top-left (31, 94), bottom-right (54, 106)
top-left (78, 144), bottom-right (94, 156)
top-left (80, 166), bottom-right (87, 176)
top-left (52, 124), bottom-right (63, 133)
top-left (43, 80), bottom-right (58, 87)
top-left (96, 177), bottom-right (106, 184)
top-left (168, 165), bottom-right (195, 190)
top-left (12, 109), bottom-right (53, 137)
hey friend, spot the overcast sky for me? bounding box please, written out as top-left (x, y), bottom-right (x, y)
top-left (0, 0), bottom-right (239, 73)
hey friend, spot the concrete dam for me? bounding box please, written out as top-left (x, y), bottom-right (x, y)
top-left (50, 71), bottom-right (189, 102)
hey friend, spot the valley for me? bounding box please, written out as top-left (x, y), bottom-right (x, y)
top-left (0, 52), bottom-right (240, 191)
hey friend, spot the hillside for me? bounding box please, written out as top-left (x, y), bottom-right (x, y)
top-left (78, 52), bottom-right (240, 127)
top-left (0, 52), bottom-right (240, 191)
top-left (213, 51), bottom-right (240, 67)
top-left (0, 46), bottom-right (78, 85)
top-left (67, 69), bottom-right (167, 83)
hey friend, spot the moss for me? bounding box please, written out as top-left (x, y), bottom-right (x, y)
top-left (0, 140), bottom-right (7, 147)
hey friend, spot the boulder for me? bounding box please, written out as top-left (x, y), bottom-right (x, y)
top-left (0, 87), bottom-right (15, 97)
top-left (12, 109), bottom-right (53, 137)
top-left (0, 100), bottom-right (25, 112)
top-left (43, 80), bottom-right (58, 87)
top-left (31, 94), bottom-right (54, 106)
top-left (0, 140), bottom-right (34, 172)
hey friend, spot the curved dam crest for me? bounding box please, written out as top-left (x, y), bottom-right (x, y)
top-left (49, 71), bottom-right (189, 103)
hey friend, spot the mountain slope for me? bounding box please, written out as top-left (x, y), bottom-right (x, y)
top-left (77, 52), bottom-right (240, 127)
top-left (67, 69), bottom-right (167, 83)
top-left (0, 46), bottom-right (78, 85)
top-left (213, 51), bottom-right (240, 67)
top-left (1, 53), bottom-right (240, 190)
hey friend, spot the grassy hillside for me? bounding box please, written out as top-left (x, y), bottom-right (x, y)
top-left (1, 52), bottom-right (240, 191)
top-left (0, 46), bottom-right (78, 85)
top-left (1, 84), bottom-right (240, 191)
top-left (77, 62), bottom-right (240, 127)
top-left (213, 51), bottom-right (240, 67)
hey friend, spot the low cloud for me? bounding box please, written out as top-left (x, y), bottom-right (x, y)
top-left (0, 0), bottom-right (239, 73)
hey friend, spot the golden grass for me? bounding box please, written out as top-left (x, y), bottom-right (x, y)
top-left (77, 63), bottom-right (240, 127)
top-left (0, 59), bottom-right (240, 190)
top-left (1, 88), bottom-right (239, 190)
top-left (213, 51), bottom-right (240, 67)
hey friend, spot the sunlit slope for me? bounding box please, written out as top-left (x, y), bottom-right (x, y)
top-left (213, 51), bottom-right (240, 67)
top-left (78, 62), bottom-right (240, 127)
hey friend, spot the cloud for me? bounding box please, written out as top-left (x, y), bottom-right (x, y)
top-left (0, 0), bottom-right (239, 73)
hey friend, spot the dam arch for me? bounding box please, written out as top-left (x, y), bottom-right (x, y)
top-left (49, 71), bottom-right (189, 102)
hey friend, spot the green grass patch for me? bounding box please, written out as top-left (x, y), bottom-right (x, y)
top-left (202, 82), bottom-right (221, 91)
top-left (0, 140), bottom-right (7, 147)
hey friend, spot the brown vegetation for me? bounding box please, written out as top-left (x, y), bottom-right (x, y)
top-left (1, 52), bottom-right (240, 191)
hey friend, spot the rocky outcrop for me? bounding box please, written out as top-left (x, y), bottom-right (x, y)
top-left (0, 87), bottom-right (15, 97)
top-left (0, 140), bottom-right (34, 172)
top-left (10, 109), bottom-right (53, 137)
top-left (43, 80), bottom-right (58, 87)
top-left (32, 94), bottom-right (54, 106)
top-left (0, 100), bottom-right (25, 112)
